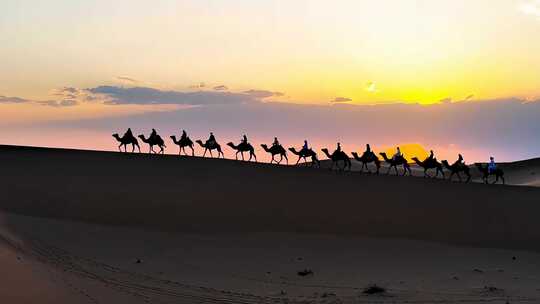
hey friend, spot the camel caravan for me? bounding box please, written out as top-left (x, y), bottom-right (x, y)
top-left (113, 129), bottom-right (505, 184)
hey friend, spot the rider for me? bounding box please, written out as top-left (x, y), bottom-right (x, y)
top-left (124, 128), bottom-right (133, 139)
top-left (453, 154), bottom-right (464, 166)
top-left (392, 147), bottom-right (402, 160)
top-left (488, 156), bottom-right (496, 173)
top-left (207, 132), bottom-right (216, 146)
top-left (427, 150), bottom-right (435, 161)
top-left (180, 130), bottom-right (187, 140)
top-left (362, 144), bottom-right (372, 158)
top-left (302, 140), bottom-right (309, 151)
top-left (150, 128), bottom-right (158, 141)
top-left (241, 134), bottom-right (248, 144)
top-left (272, 137), bottom-right (280, 147)
top-left (336, 142), bottom-right (342, 153)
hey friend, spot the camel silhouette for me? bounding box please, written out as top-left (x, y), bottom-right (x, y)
top-left (170, 135), bottom-right (194, 156)
top-left (112, 133), bottom-right (140, 153)
top-left (411, 157), bottom-right (445, 179)
top-left (441, 160), bottom-right (471, 182)
top-left (288, 147), bottom-right (320, 168)
top-left (227, 142), bottom-right (257, 162)
top-left (261, 144), bottom-right (288, 164)
top-left (475, 163), bottom-right (505, 184)
top-left (321, 148), bottom-right (352, 171)
top-left (195, 140), bottom-right (224, 158)
top-left (351, 151), bottom-right (380, 174)
top-left (379, 152), bottom-right (412, 176)
top-left (138, 134), bottom-right (166, 154)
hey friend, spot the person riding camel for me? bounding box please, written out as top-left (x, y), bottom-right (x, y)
top-left (362, 144), bottom-right (372, 158)
top-left (272, 137), bottom-right (280, 147)
top-left (392, 147), bottom-right (402, 161)
top-left (336, 142), bottom-right (342, 153)
top-left (150, 128), bottom-right (158, 141)
top-left (206, 132), bottom-right (216, 146)
top-left (426, 150), bottom-right (435, 162)
top-left (241, 134), bottom-right (248, 145)
top-left (302, 140), bottom-right (309, 152)
top-left (180, 130), bottom-right (187, 141)
top-left (453, 154), bottom-right (464, 167)
top-left (488, 156), bottom-right (496, 174)
top-left (124, 128), bottom-right (133, 139)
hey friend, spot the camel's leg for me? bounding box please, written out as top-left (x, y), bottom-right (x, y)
top-left (252, 152), bottom-right (257, 162)
top-left (209, 150), bottom-right (214, 158)
top-left (501, 175), bottom-right (505, 185)
top-left (394, 166), bottom-right (399, 176)
top-left (190, 146), bottom-right (194, 156)
top-left (284, 154), bottom-right (288, 165)
top-left (386, 166), bottom-right (392, 175)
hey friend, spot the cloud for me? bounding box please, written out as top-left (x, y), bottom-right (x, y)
top-left (243, 89), bottom-right (284, 99)
top-left (213, 85), bottom-right (228, 91)
top-left (37, 100), bottom-right (79, 107)
top-left (365, 82), bottom-right (379, 93)
top-left (116, 76), bottom-right (138, 84)
top-left (189, 82), bottom-right (206, 89)
top-left (519, 0), bottom-right (540, 18)
top-left (439, 97), bottom-right (452, 104)
top-left (87, 86), bottom-right (262, 105)
top-left (465, 94), bottom-right (475, 101)
top-left (0, 95), bottom-right (29, 103)
top-left (331, 97), bottom-right (352, 103)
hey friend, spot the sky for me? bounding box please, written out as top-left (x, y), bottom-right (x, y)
top-left (1, 0), bottom-right (540, 161)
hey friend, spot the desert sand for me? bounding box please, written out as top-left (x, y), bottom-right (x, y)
top-left (1, 144), bottom-right (540, 303)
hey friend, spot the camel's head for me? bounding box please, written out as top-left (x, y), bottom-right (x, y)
top-left (260, 144), bottom-right (268, 149)
top-left (351, 152), bottom-right (358, 157)
top-left (441, 160), bottom-right (449, 166)
top-left (379, 152), bottom-right (387, 157)
top-left (321, 148), bottom-right (329, 153)
top-left (112, 133), bottom-right (119, 138)
top-left (170, 135), bottom-right (176, 140)
top-left (411, 157), bottom-right (419, 161)
top-left (288, 147), bottom-right (296, 153)
top-left (195, 140), bottom-right (203, 145)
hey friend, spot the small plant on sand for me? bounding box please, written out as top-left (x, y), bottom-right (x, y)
top-left (363, 284), bottom-right (386, 295)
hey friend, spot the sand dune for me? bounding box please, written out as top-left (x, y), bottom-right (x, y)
top-left (2, 144), bottom-right (540, 303)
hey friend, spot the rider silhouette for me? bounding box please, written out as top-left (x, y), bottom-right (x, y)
top-left (181, 130), bottom-right (187, 140)
top-left (488, 156), bottom-right (496, 173)
top-left (453, 154), bottom-right (464, 166)
top-left (427, 150), bottom-right (435, 161)
top-left (272, 137), bottom-right (280, 147)
top-left (302, 140), bottom-right (309, 151)
top-left (207, 132), bottom-right (216, 146)
top-left (150, 128), bottom-right (157, 141)
top-left (362, 144), bottom-right (371, 158)
top-left (336, 142), bottom-right (342, 153)
top-left (393, 147), bottom-right (402, 160)
top-left (124, 128), bottom-right (133, 139)
top-left (241, 134), bottom-right (248, 145)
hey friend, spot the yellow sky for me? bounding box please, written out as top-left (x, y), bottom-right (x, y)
top-left (1, 0), bottom-right (540, 105)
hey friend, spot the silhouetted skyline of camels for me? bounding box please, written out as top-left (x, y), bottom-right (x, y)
top-left (261, 144), bottom-right (288, 164)
top-left (138, 133), bottom-right (166, 154)
top-left (411, 157), bottom-right (445, 179)
top-left (112, 133), bottom-right (140, 153)
top-left (442, 160), bottom-right (471, 182)
top-left (195, 140), bottom-right (224, 158)
top-left (227, 141), bottom-right (257, 162)
top-left (288, 147), bottom-right (320, 167)
top-left (379, 152), bottom-right (412, 176)
top-left (170, 135), bottom-right (194, 156)
top-left (321, 148), bottom-right (352, 171)
top-left (475, 163), bottom-right (505, 184)
top-left (351, 151), bottom-right (381, 174)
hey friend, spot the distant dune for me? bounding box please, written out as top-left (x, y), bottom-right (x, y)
top-left (1, 144), bottom-right (540, 251)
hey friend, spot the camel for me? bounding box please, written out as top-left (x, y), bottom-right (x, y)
top-left (261, 144), bottom-right (288, 164)
top-left (321, 148), bottom-right (352, 171)
top-left (195, 140), bottom-right (224, 158)
top-left (441, 160), bottom-right (471, 182)
top-left (288, 148), bottom-right (320, 167)
top-left (351, 151), bottom-right (380, 174)
top-left (227, 142), bottom-right (257, 162)
top-left (411, 157), bottom-right (445, 179)
top-left (475, 163), bottom-right (505, 184)
top-left (170, 135), bottom-right (194, 156)
top-left (379, 152), bottom-right (412, 176)
top-left (112, 133), bottom-right (140, 153)
top-left (138, 134), bottom-right (166, 154)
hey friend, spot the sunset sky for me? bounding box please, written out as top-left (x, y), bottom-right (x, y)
top-left (1, 0), bottom-right (540, 161)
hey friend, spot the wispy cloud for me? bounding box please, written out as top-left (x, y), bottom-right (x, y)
top-left (243, 90), bottom-right (284, 99)
top-left (519, 0), bottom-right (540, 18)
top-left (188, 82), bottom-right (206, 89)
top-left (331, 97), bottom-right (352, 103)
top-left (116, 76), bottom-right (138, 84)
top-left (213, 85), bottom-right (228, 91)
